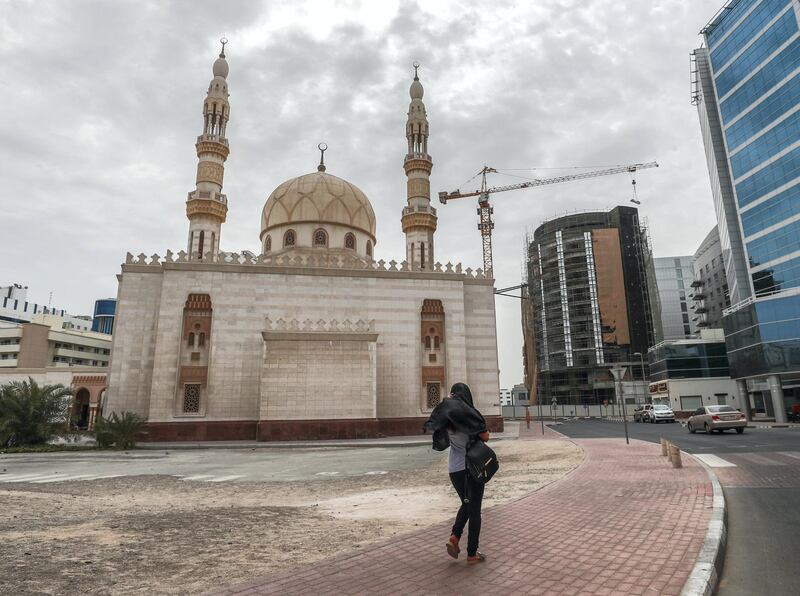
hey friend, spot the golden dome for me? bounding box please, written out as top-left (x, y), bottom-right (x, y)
top-left (260, 171), bottom-right (377, 242)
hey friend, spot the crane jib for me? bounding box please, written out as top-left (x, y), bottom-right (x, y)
top-left (436, 160), bottom-right (658, 276)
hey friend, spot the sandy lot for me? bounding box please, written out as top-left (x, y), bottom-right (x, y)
top-left (0, 438), bottom-right (582, 595)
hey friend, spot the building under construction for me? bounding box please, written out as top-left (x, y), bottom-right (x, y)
top-left (522, 206), bottom-right (659, 406)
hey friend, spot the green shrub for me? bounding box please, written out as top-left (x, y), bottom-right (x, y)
top-left (93, 411), bottom-right (147, 450)
top-left (0, 378), bottom-right (72, 447)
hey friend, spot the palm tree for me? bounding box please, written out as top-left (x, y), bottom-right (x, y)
top-left (0, 378), bottom-right (73, 446)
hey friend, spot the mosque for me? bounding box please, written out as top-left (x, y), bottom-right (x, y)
top-left (104, 43), bottom-right (501, 441)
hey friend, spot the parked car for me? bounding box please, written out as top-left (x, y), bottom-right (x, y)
top-left (687, 405), bottom-right (747, 434)
top-left (787, 404), bottom-right (800, 422)
top-left (647, 404), bottom-right (675, 423)
top-left (633, 404), bottom-right (652, 422)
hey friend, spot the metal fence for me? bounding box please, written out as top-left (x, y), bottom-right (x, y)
top-left (502, 403), bottom-right (635, 419)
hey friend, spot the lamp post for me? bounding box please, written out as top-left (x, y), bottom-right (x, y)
top-left (610, 365), bottom-right (630, 445)
top-left (633, 351), bottom-right (647, 404)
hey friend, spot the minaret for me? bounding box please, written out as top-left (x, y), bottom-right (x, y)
top-left (401, 63), bottom-right (437, 270)
top-left (186, 39), bottom-right (231, 261)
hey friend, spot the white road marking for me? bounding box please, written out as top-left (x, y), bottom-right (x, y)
top-left (693, 454), bottom-right (737, 468)
top-left (736, 453), bottom-right (785, 466)
top-left (363, 471), bottom-right (388, 475)
top-left (31, 474), bottom-right (94, 483)
top-left (207, 475), bottom-right (244, 482)
top-left (181, 475), bottom-right (216, 481)
top-left (778, 451), bottom-right (800, 460)
top-left (0, 474), bottom-right (54, 483)
top-left (315, 471), bottom-right (340, 476)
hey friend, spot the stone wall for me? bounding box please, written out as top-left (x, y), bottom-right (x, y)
top-left (106, 254), bottom-right (500, 438)
top-left (260, 329), bottom-right (378, 421)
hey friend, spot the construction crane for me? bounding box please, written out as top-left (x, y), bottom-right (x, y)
top-left (438, 162), bottom-right (659, 277)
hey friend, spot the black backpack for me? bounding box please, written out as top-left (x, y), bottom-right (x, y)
top-left (465, 437), bottom-right (500, 484)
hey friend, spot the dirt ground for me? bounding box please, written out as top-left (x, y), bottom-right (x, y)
top-left (0, 438), bottom-right (582, 595)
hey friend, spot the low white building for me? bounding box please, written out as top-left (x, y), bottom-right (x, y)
top-left (499, 388), bottom-right (512, 406)
top-left (1, 284), bottom-right (93, 331)
top-left (0, 317), bottom-right (112, 430)
top-left (647, 329), bottom-right (742, 415)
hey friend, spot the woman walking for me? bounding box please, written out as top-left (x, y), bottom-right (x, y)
top-left (423, 382), bottom-right (490, 565)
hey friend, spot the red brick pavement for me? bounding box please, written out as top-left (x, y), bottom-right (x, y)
top-left (212, 426), bottom-right (712, 596)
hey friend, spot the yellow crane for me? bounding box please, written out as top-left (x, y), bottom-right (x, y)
top-left (438, 162), bottom-right (659, 277)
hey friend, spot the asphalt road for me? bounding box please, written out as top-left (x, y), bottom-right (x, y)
top-left (553, 418), bottom-right (800, 596)
top-left (551, 417), bottom-right (799, 453)
top-left (0, 445), bottom-right (444, 484)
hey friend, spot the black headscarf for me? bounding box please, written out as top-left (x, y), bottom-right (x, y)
top-left (422, 382), bottom-right (486, 450)
top-left (450, 382), bottom-right (476, 409)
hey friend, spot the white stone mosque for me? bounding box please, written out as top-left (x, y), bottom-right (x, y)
top-left (105, 43), bottom-right (501, 441)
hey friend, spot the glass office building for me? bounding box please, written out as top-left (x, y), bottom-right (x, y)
top-left (693, 0), bottom-right (800, 421)
top-left (653, 256), bottom-right (697, 340)
top-left (91, 298), bottom-right (116, 335)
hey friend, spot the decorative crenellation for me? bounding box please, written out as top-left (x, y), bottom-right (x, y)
top-left (265, 316), bottom-right (376, 333)
top-left (123, 252), bottom-right (486, 278)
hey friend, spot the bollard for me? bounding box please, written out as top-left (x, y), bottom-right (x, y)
top-left (666, 441), bottom-right (673, 462)
top-left (661, 438), bottom-right (668, 457)
top-left (670, 445), bottom-right (682, 468)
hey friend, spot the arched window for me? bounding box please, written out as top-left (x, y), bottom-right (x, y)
top-left (198, 332), bottom-right (206, 347)
top-left (313, 228), bottom-right (328, 247)
top-left (424, 336), bottom-right (431, 349)
top-left (188, 332), bottom-right (195, 347)
top-left (366, 240), bottom-right (373, 257)
top-left (198, 231), bottom-right (205, 259)
top-left (265, 235), bottom-right (272, 252)
top-left (434, 336), bottom-right (440, 349)
top-left (284, 230), bottom-right (296, 247)
top-left (344, 233), bottom-right (356, 250)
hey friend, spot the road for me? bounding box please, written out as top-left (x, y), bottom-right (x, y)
top-left (0, 445), bottom-right (443, 484)
top-left (553, 418), bottom-right (800, 596)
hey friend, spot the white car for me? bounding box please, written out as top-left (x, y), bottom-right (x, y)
top-left (648, 404), bottom-right (676, 423)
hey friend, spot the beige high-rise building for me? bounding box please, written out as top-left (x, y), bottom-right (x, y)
top-left (105, 45), bottom-right (501, 442)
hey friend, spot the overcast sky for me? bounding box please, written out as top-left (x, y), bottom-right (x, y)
top-left (2, 0), bottom-right (725, 387)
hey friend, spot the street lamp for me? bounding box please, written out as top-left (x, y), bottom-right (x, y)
top-left (633, 351), bottom-right (647, 404)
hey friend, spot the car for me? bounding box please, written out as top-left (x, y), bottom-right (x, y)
top-left (687, 405), bottom-right (747, 434)
top-left (647, 404), bottom-right (675, 423)
top-left (633, 404), bottom-right (653, 422)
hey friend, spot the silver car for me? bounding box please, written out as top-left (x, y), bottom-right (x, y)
top-left (687, 405), bottom-right (747, 434)
top-left (648, 404), bottom-right (675, 423)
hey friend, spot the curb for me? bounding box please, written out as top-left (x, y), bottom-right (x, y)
top-left (681, 453), bottom-right (727, 596)
top-left (139, 422), bottom-right (523, 451)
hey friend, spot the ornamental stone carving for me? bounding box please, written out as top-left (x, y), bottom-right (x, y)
top-left (407, 178), bottom-right (430, 199)
top-left (195, 140), bottom-right (230, 159)
top-left (186, 197), bottom-right (228, 222)
top-left (401, 210), bottom-right (437, 233)
top-left (196, 162), bottom-right (224, 186)
top-left (403, 157), bottom-right (433, 175)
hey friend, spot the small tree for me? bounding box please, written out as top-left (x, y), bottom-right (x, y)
top-left (0, 378), bottom-right (73, 446)
top-left (93, 411), bottom-right (146, 450)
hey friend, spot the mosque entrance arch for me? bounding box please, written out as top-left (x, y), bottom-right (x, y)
top-left (73, 388), bottom-right (91, 430)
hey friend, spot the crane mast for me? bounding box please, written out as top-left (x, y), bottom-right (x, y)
top-left (439, 162), bottom-right (658, 277)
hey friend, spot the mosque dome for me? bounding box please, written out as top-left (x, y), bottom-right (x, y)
top-left (260, 171), bottom-right (377, 258)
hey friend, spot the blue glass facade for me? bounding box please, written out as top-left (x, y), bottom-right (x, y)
top-left (91, 298), bottom-right (116, 335)
top-left (702, 0), bottom-right (800, 384)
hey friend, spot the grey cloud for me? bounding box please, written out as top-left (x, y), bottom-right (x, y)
top-left (1, 0), bottom-right (725, 387)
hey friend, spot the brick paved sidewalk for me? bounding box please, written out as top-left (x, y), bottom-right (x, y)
top-left (213, 426), bottom-right (711, 596)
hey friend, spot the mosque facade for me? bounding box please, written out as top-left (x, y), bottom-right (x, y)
top-left (105, 46), bottom-right (501, 441)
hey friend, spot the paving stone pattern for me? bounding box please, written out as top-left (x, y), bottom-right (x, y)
top-left (212, 427), bottom-right (711, 596)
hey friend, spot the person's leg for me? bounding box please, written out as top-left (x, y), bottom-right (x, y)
top-left (466, 477), bottom-right (485, 556)
top-left (449, 470), bottom-right (469, 539)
